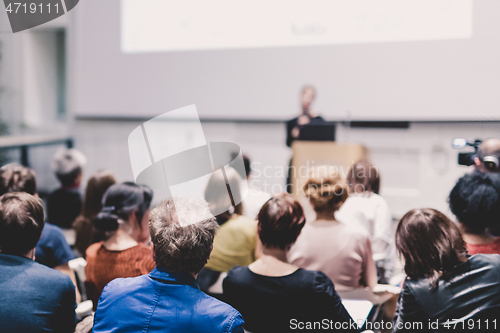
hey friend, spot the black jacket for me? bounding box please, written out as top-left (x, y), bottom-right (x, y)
top-left (393, 254), bottom-right (500, 332)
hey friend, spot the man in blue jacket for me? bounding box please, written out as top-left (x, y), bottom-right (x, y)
top-left (0, 192), bottom-right (76, 333)
top-left (93, 196), bottom-right (244, 333)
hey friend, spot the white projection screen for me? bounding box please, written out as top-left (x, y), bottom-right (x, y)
top-left (71, 0), bottom-right (500, 121)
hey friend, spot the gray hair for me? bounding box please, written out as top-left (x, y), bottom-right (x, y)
top-left (52, 148), bottom-right (87, 186)
top-left (149, 196), bottom-right (218, 275)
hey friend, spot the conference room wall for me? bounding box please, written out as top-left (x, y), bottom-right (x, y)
top-left (38, 119), bottom-right (494, 220)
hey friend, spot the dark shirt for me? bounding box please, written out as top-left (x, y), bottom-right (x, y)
top-left (0, 253), bottom-right (76, 333)
top-left (93, 267), bottom-right (244, 333)
top-left (393, 254), bottom-right (500, 332)
top-left (47, 188), bottom-right (82, 229)
top-left (285, 115), bottom-right (324, 147)
top-left (223, 266), bottom-right (357, 332)
top-left (35, 223), bottom-right (74, 268)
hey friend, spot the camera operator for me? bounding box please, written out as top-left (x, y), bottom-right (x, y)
top-left (474, 138), bottom-right (500, 173)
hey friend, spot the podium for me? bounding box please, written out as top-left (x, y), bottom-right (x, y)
top-left (290, 141), bottom-right (368, 195)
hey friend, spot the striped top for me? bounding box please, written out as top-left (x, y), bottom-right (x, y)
top-left (85, 242), bottom-right (155, 309)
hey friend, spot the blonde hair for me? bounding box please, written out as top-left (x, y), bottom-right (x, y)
top-left (302, 166), bottom-right (348, 212)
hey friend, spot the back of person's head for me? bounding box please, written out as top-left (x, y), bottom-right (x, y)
top-left (476, 138), bottom-right (500, 173)
top-left (204, 167), bottom-right (243, 218)
top-left (0, 192), bottom-right (44, 255)
top-left (231, 153), bottom-right (251, 180)
top-left (149, 196), bottom-right (218, 275)
top-left (0, 163), bottom-right (37, 196)
top-left (395, 208), bottom-right (467, 288)
top-left (347, 159), bottom-right (380, 194)
top-left (51, 148), bottom-right (87, 187)
top-left (302, 166), bottom-right (348, 213)
top-left (257, 193), bottom-right (305, 250)
top-left (94, 182), bottom-right (153, 232)
top-left (449, 172), bottom-right (500, 235)
top-left (81, 169), bottom-right (117, 220)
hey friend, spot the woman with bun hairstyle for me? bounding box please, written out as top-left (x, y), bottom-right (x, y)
top-left (288, 166), bottom-right (377, 291)
top-left (85, 182), bottom-right (154, 309)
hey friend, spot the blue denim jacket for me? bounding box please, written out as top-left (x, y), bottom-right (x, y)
top-left (93, 267), bottom-right (244, 333)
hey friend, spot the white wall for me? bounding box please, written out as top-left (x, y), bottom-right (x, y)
top-left (69, 118), bottom-right (499, 219)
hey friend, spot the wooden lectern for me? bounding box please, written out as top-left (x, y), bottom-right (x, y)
top-left (290, 141), bottom-right (368, 195)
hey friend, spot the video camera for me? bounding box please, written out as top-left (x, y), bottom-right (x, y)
top-left (452, 138), bottom-right (482, 166)
top-left (453, 138), bottom-right (500, 172)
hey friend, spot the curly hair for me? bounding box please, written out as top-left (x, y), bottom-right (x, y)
top-left (449, 172), bottom-right (500, 234)
top-left (149, 196), bottom-right (219, 275)
top-left (302, 166), bottom-right (348, 213)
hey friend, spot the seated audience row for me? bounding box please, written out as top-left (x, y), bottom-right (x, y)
top-left (4, 143), bottom-right (500, 333)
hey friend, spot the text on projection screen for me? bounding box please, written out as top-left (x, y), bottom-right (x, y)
top-left (121, 0), bottom-right (472, 53)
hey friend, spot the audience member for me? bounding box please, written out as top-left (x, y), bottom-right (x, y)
top-left (474, 138), bottom-right (500, 173)
top-left (233, 153), bottom-right (271, 220)
top-left (393, 208), bottom-right (500, 331)
top-left (48, 148), bottom-right (87, 229)
top-left (73, 169), bottom-right (117, 257)
top-left (85, 182), bottom-right (154, 309)
top-left (92, 196), bottom-right (245, 333)
top-left (223, 193), bottom-right (357, 332)
top-left (336, 159), bottom-right (395, 283)
top-left (288, 166), bottom-right (377, 290)
top-left (449, 172), bottom-right (500, 254)
top-left (0, 163), bottom-right (80, 302)
top-left (197, 167), bottom-right (258, 291)
top-left (0, 192), bottom-right (76, 332)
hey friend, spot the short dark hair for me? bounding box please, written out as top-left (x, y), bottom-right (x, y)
top-left (0, 164), bottom-right (37, 196)
top-left (257, 193), bottom-right (306, 250)
top-left (149, 196), bottom-right (219, 275)
top-left (347, 159), bottom-right (380, 194)
top-left (395, 208), bottom-right (467, 288)
top-left (449, 172), bottom-right (500, 234)
top-left (94, 182), bottom-right (153, 231)
top-left (0, 192), bottom-right (45, 255)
